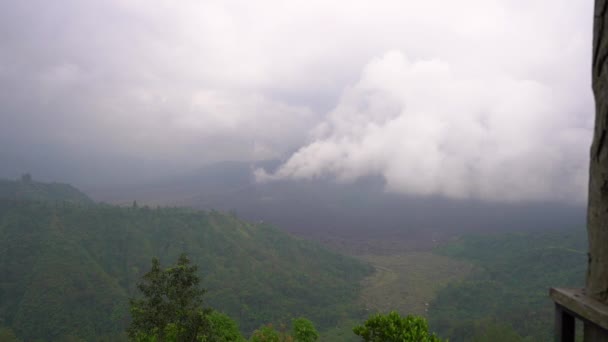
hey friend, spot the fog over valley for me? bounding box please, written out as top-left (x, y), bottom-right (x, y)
top-left (0, 1), bottom-right (597, 341)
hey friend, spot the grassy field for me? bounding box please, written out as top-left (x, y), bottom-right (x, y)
top-left (312, 227), bottom-right (587, 341)
top-left (311, 231), bottom-right (473, 318)
top-left (357, 252), bottom-right (473, 316)
top-left (307, 230), bottom-right (471, 340)
top-left (317, 243), bottom-right (473, 341)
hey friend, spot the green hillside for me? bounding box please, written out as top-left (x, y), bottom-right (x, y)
top-left (429, 230), bottom-right (587, 341)
top-left (0, 175), bottom-right (93, 204)
top-left (0, 199), bottom-right (372, 341)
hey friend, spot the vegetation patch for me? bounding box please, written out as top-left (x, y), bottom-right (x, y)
top-left (429, 230), bottom-right (587, 341)
top-left (0, 198), bottom-right (372, 341)
top-left (358, 252), bottom-right (473, 317)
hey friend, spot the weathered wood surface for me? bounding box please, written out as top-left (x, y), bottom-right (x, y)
top-left (589, 0), bottom-right (608, 303)
top-left (549, 1), bottom-right (608, 340)
top-left (550, 288), bottom-right (608, 331)
top-left (585, 323), bottom-right (608, 342)
top-left (555, 303), bottom-right (576, 342)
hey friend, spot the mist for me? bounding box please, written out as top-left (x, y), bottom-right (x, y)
top-left (0, 0), bottom-right (595, 203)
top-left (257, 51), bottom-right (591, 202)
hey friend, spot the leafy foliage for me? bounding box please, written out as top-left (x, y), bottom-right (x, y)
top-left (352, 312), bottom-right (443, 342)
top-left (248, 317), bottom-right (319, 342)
top-left (128, 255), bottom-right (211, 342)
top-left (291, 318), bottom-right (318, 342)
top-left (249, 325), bottom-right (282, 342)
top-left (206, 311), bottom-right (245, 342)
top-left (429, 230), bottom-right (586, 341)
top-left (0, 197), bottom-right (372, 341)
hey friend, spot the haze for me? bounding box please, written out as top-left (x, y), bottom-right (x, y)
top-left (0, 0), bottom-right (594, 203)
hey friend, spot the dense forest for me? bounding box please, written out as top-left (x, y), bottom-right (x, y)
top-left (0, 179), bottom-right (372, 341)
top-left (0, 175), bottom-right (93, 204)
top-left (0, 177), bottom-right (591, 341)
top-left (429, 230), bottom-right (587, 341)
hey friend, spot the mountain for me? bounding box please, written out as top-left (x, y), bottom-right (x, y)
top-left (0, 175), bottom-right (93, 204)
top-left (0, 187), bottom-right (372, 341)
top-left (429, 230), bottom-right (587, 341)
top-left (86, 160), bottom-right (586, 240)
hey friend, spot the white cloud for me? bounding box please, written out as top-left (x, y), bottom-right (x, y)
top-left (257, 51), bottom-right (591, 202)
top-left (0, 0), bottom-right (595, 192)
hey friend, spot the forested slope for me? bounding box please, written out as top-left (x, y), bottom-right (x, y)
top-left (429, 230), bottom-right (586, 341)
top-left (0, 176), bottom-right (93, 204)
top-left (0, 198), bottom-right (372, 341)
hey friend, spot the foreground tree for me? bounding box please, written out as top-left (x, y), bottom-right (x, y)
top-left (249, 324), bottom-right (281, 342)
top-left (291, 318), bottom-right (318, 342)
top-left (249, 318), bottom-right (319, 342)
top-left (127, 254), bottom-right (211, 341)
top-left (206, 311), bottom-right (245, 342)
top-left (353, 311), bottom-right (443, 342)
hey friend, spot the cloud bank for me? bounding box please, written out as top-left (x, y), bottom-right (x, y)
top-left (0, 0), bottom-right (595, 198)
top-left (257, 50), bottom-right (591, 202)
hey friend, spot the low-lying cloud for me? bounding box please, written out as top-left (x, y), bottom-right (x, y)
top-left (0, 0), bottom-right (595, 195)
top-left (257, 51), bottom-right (591, 202)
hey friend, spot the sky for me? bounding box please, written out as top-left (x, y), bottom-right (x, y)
top-left (0, 0), bottom-right (595, 202)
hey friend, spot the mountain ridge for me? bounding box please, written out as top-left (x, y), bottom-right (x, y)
top-left (0, 180), bottom-right (372, 341)
top-left (0, 175), bottom-right (93, 204)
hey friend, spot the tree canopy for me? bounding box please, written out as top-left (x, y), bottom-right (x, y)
top-left (0, 197), bottom-right (371, 340)
top-left (291, 318), bottom-right (318, 342)
top-left (128, 254), bottom-right (211, 341)
top-left (353, 311), bottom-right (443, 342)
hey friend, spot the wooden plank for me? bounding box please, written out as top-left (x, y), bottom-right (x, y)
top-left (550, 288), bottom-right (608, 332)
top-left (589, 0), bottom-right (608, 305)
top-left (555, 304), bottom-right (575, 342)
top-left (584, 322), bottom-right (608, 342)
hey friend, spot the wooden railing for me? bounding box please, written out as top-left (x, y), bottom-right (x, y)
top-left (550, 288), bottom-right (608, 341)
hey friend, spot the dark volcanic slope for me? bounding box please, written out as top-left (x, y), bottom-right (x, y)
top-left (87, 161), bottom-right (586, 240)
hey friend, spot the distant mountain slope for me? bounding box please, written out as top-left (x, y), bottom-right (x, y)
top-left (86, 160), bottom-right (586, 240)
top-left (0, 175), bottom-right (93, 203)
top-left (429, 230), bottom-right (587, 341)
top-left (0, 198), bottom-right (371, 341)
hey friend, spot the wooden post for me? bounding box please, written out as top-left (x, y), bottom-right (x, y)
top-left (584, 323), bottom-right (608, 342)
top-left (550, 2), bottom-right (608, 342)
top-left (555, 305), bottom-right (575, 342)
top-left (588, 0), bottom-right (608, 304)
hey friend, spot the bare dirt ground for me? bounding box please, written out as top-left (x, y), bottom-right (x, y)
top-left (357, 252), bottom-right (473, 316)
top-left (306, 230), bottom-right (474, 318)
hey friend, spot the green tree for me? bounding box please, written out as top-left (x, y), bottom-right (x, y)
top-left (291, 318), bottom-right (318, 342)
top-left (206, 311), bottom-right (245, 342)
top-left (249, 324), bottom-right (281, 342)
top-left (353, 312), bottom-right (443, 342)
top-left (127, 254), bottom-right (211, 342)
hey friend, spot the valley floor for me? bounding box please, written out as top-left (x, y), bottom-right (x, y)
top-left (295, 229), bottom-right (472, 317)
top-left (357, 252), bottom-right (473, 316)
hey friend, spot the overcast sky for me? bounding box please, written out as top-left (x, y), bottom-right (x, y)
top-left (0, 0), bottom-right (595, 202)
